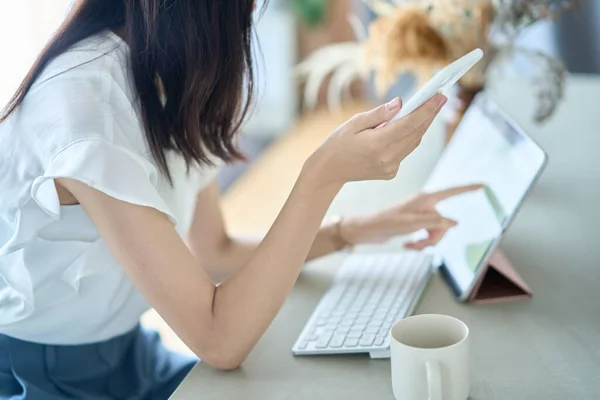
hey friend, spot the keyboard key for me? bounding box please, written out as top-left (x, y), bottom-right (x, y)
top-left (353, 324), bottom-right (367, 331)
top-left (329, 334), bottom-right (346, 348)
top-left (328, 316), bottom-right (342, 324)
top-left (365, 326), bottom-right (379, 334)
top-left (336, 326), bottom-right (351, 334)
top-left (371, 318), bottom-right (384, 326)
top-left (315, 333), bottom-right (333, 348)
top-left (375, 335), bottom-right (387, 346)
top-left (297, 341), bottom-right (308, 350)
top-left (355, 316), bottom-right (370, 324)
top-left (306, 333), bottom-right (318, 341)
top-left (374, 311), bottom-right (389, 320)
top-left (347, 330), bottom-right (362, 339)
top-left (378, 326), bottom-right (392, 335)
top-left (315, 319), bottom-right (326, 327)
top-left (344, 338), bottom-right (359, 347)
top-left (339, 319), bottom-right (354, 327)
top-left (359, 334), bottom-right (375, 347)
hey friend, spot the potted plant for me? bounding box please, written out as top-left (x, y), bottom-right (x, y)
top-left (291, 0), bottom-right (328, 28)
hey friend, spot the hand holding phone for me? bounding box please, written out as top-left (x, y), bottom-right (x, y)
top-left (383, 48), bottom-right (484, 126)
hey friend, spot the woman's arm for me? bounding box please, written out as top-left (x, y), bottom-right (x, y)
top-left (57, 95), bottom-right (443, 370)
top-left (58, 166), bottom-right (339, 370)
top-left (189, 180), bottom-right (483, 283)
top-left (187, 181), bottom-right (347, 283)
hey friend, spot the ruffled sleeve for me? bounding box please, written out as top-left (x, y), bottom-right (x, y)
top-left (0, 139), bottom-right (176, 324)
top-left (31, 138), bottom-right (177, 224)
top-left (0, 42), bottom-right (184, 330)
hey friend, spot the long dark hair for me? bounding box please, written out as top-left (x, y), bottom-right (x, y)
top-left (1, 0), bottom-right (260, 180)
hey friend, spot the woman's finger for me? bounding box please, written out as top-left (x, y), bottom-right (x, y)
top-left (425, 184), bottom-right (485, 204)
top-left (404, 239), bottom-right (430, 250)
top-left (403, 213), bottom-right (456, 231)
top-left (377, 94), bottom-right (446, 141)
top-left (427, 228), bottom-right (448, 245)
top-left (404, 226), bottom-right (450, 250)
top-left (349, 98), bottom-right (402, 132)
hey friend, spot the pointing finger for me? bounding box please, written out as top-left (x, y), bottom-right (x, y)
top-left (425, 184), bottom-right (485, 204)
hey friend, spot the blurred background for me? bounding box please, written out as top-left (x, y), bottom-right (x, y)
top-left (1, 0), bottom-right (598, 354)
top-left (2, 0), bottom-right (598, 193)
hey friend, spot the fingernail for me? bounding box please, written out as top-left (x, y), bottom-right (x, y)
top-left (437, 94), bottom-right (447, 106)
top-left (386, 97), bottom-right (400, 111)
top-left (433, 95), bottom-right (447, 113)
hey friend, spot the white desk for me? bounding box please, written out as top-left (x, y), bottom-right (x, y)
top-left (172, 76), bottom-right (600, 399)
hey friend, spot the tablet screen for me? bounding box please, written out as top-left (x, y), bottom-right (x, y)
top-left (423, 95), bottom-right (546, 297)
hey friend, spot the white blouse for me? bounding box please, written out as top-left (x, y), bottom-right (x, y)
top-left (0, 31), bottom-right (219, 344)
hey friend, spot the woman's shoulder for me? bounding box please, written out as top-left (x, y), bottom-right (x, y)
top-left (39, 30), bottom-right (130, 89)
top-left (0, 30), bottom-right (151, 210)
top-left (6, 30), bottom-right (146, 154)
top-left (35, 30), bottom-right (134, 112)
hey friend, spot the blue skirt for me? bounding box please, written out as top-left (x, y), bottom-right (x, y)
top-left (0, 326), bottom-right (197, 399)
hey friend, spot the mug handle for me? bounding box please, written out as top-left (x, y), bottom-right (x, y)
top-left (426, 361), bottom-right (443, 400)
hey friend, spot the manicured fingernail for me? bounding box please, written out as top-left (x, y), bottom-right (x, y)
top-left (386, 97), bottom-right (400, 111)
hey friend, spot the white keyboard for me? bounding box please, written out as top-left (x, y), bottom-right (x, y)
top-left (292, 252), bottom-right (433, 358)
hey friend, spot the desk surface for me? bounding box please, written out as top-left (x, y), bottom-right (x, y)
top-left (173, 76), bottom-right (600, 400)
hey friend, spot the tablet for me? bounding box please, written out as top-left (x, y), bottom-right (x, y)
top-left (422, 94), bottom-right (547, 302)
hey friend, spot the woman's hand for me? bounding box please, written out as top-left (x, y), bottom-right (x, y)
top-left (304, 94), bottom-right (447, 188)
top-left (340, 184), bottom-right (484, 250)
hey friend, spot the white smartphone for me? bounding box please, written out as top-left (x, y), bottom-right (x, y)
top-left (384, 48), bottom-right (484, 125)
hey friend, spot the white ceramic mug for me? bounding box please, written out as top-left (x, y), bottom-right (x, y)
top-left (390, 314), bottom-right (470, 400)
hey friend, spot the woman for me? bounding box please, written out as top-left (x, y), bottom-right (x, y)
top-left (0, 0), bottom-right (479, 398)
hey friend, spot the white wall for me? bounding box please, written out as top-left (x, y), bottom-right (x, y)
top-left (243, 2), bottom-right (298, 138)
top-left (0, 0), bottom-right (72, 106)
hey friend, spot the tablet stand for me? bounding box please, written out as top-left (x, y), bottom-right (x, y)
top-left (468, 249), bottom-right (532, 304)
